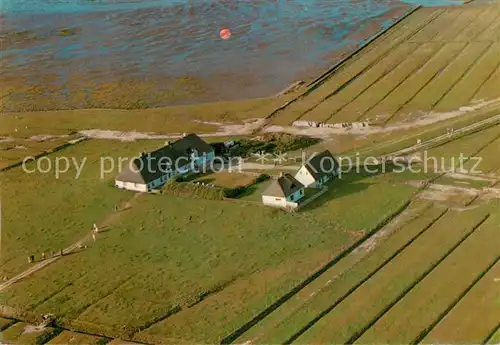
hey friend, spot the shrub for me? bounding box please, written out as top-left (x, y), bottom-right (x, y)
top-left (255, 173), bottom-right (271, 183)
top-left (163, 181), bottom-right (224, 200)
top-left (173, 175), bottom-right (187, 183)
top-left (223, 185), bottom-right (247, 198)
top-left (230, 133), bottom-right (321, 158)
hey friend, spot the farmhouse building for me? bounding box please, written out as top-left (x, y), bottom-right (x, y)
top-left (115, 134), bottom-right (214, 192)
top-left (295, 150), bottom-right (340, 188)
top-left (262, 173), bottom-right (305, 209)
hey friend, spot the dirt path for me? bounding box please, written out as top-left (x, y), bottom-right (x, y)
top-left (77, 119), bottom-right (266, 141)
top-left (0, 193), bottom-right (142, 293)
top-left (380, 113), bottom-right (500, 159)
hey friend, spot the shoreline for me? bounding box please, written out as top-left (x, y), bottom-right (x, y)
top-left (1, 1), bottom-right (414, 112)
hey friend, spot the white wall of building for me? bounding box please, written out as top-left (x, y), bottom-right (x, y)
top-left (294, 165), bottom-right (316, 188)
top-left (262, 195), bottom-right (287, 208)
top-left (262, 194), bottom-right (301, 209)
top-left (115, 149), bottom-right (215, 192)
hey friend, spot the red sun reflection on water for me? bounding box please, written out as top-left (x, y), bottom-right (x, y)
top-left (219, 28), bottom-right (232, 39)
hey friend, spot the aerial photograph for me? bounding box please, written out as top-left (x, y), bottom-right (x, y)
top-left (1, 0), bottom-right (499, 343)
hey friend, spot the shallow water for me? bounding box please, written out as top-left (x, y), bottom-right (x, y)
top-left (0, 0), bottom-right (471, 109)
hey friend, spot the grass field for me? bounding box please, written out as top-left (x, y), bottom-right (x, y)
top-left (0, 317), bottom-right (16, 331)
top-left (268, 2), bottom-right (500, 127)
top-left (293, 205), bottom-right (493, 344)
top-left (433, 174), bottom-right (493, 189)
top-left (0, 137), bottom-right (77, 170)
top-left (0, 139), bottom-right (167, 277)
top-left (0, 96), bottom-right (291, 138)
top-left (337, 104), bottom-right (500, 159)
top-left (237, 179), bottom-right (274, 202)
top-left (463, 135), bottom-right (500, 174)
top-left (268, 7), bottom-right (441, 126)
top-left (2, 2), bottom-right (500, 344)
top-left (46, 330), bottom-right (107, 345)
top-left (0, 138), bottom-right (418, 343)
top-left (188, 172), bottom-right (256, 189)
top-left (487, 327), bottom-right (500, 345)
top-left (355, 212), bottom-right (500, 344)
top-left (0, 322), bottom-right (60, 345)
top-left (425, 123), bottom-right (500, 172)
top-left (234, 201), bottom-right (444, 344)
top-left (421, 260), bottom-right (500, 344)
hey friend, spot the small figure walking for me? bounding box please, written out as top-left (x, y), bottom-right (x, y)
top-left (28, 255), bottom-right (35, 264)
top-left (92, 232), bottom-right (96, 242)
top-left (60, 249), bottom-right (64, 257)
top-left (114, 205), bottom-right (119, 212)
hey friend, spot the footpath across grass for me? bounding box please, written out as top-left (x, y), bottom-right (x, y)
top-left (0, 139), bottom-right (166, 277)
top-left (1, 137), bottom-right (418, 343)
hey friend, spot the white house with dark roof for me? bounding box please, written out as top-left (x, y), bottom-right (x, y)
top-left (295, 150), bottom-right (340, 188)
top-left (115, 134), bottom-right (214, 192)
top-left (261, 173), bottom-right (305, 209)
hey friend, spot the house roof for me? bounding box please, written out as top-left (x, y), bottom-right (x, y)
top-left (115, 134), bottom-right (213, 184)
top-left (171, 133), bottom-right (214, 156)
top-left (263, 173), bottom-right (304, 198)
top-left (304, 150), bottom-right (339, 180)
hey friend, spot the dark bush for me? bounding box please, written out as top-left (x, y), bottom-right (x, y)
top-left (223, 185), bottom-right (247, 198)
top-left (174, 175), bottom-right (187, 183)
top-left (211, 142), bottom-right (227, 156)
top-left (164, 181), bottom-right (224, 200)
top-left (255, 173), bottom-right (271, 183)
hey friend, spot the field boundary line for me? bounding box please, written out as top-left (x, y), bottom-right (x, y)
top-left (254, 5), bottom-right (436, 131)
top-left (431, 42), bottom-right (493, 109)
top-left (29, 282), bottom-right (76, 311)
top-left (323, 9), bottom-right (455, 124)
top-left (306, 5), bottom-right (426, 90)
top-left (441, 6), bottom-right (488, 43)
top-left (344, 213), bottom-right (491, 345)
top-left (452, 5), bottom-right (496, 43)
top-left (477, 10), bottom-right (500, 41)
top-left (0, 312), bottom-right (145, 345)
top-left (382, 42), bottom-right (471, 124)
top-left (219, 199), bottom-right (413, 344)
top-left (241, 201), bottom-right (437, 344)
top-left (355, 42), bottom-right (448, 122)
top-left (0, 136), bottom-right (89, 173)
top-left (64, 277), bottom-right (134, 325)
top-left (408, 7), bottom-right (466, 43)
top-left (382, 113), bottom-right (500, 159)
top-left (472, 8), bottom-right (500, 41)
top-left (469, 54), bottom-right (500, 103)
top-left (282, 207), bottom-right (449, 345)
top-left (370, 103), bottom-right (500, 157)
top-left (297, 39), bottom-right (422, 122)
top-left (426, 8), bottom-right (492, 106)
top-left (300, 10), bottom-right (448, 124)
top-left (382, 5), bottom-right (489, 125)
top-left (483, 323), bottom-right (500, 345)
top-left (0, 318), bottom-right (16, 331)
top-left (411, 255), bottom-right (500, 344)
top-left (319, 43), bottom-right (419, 124)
